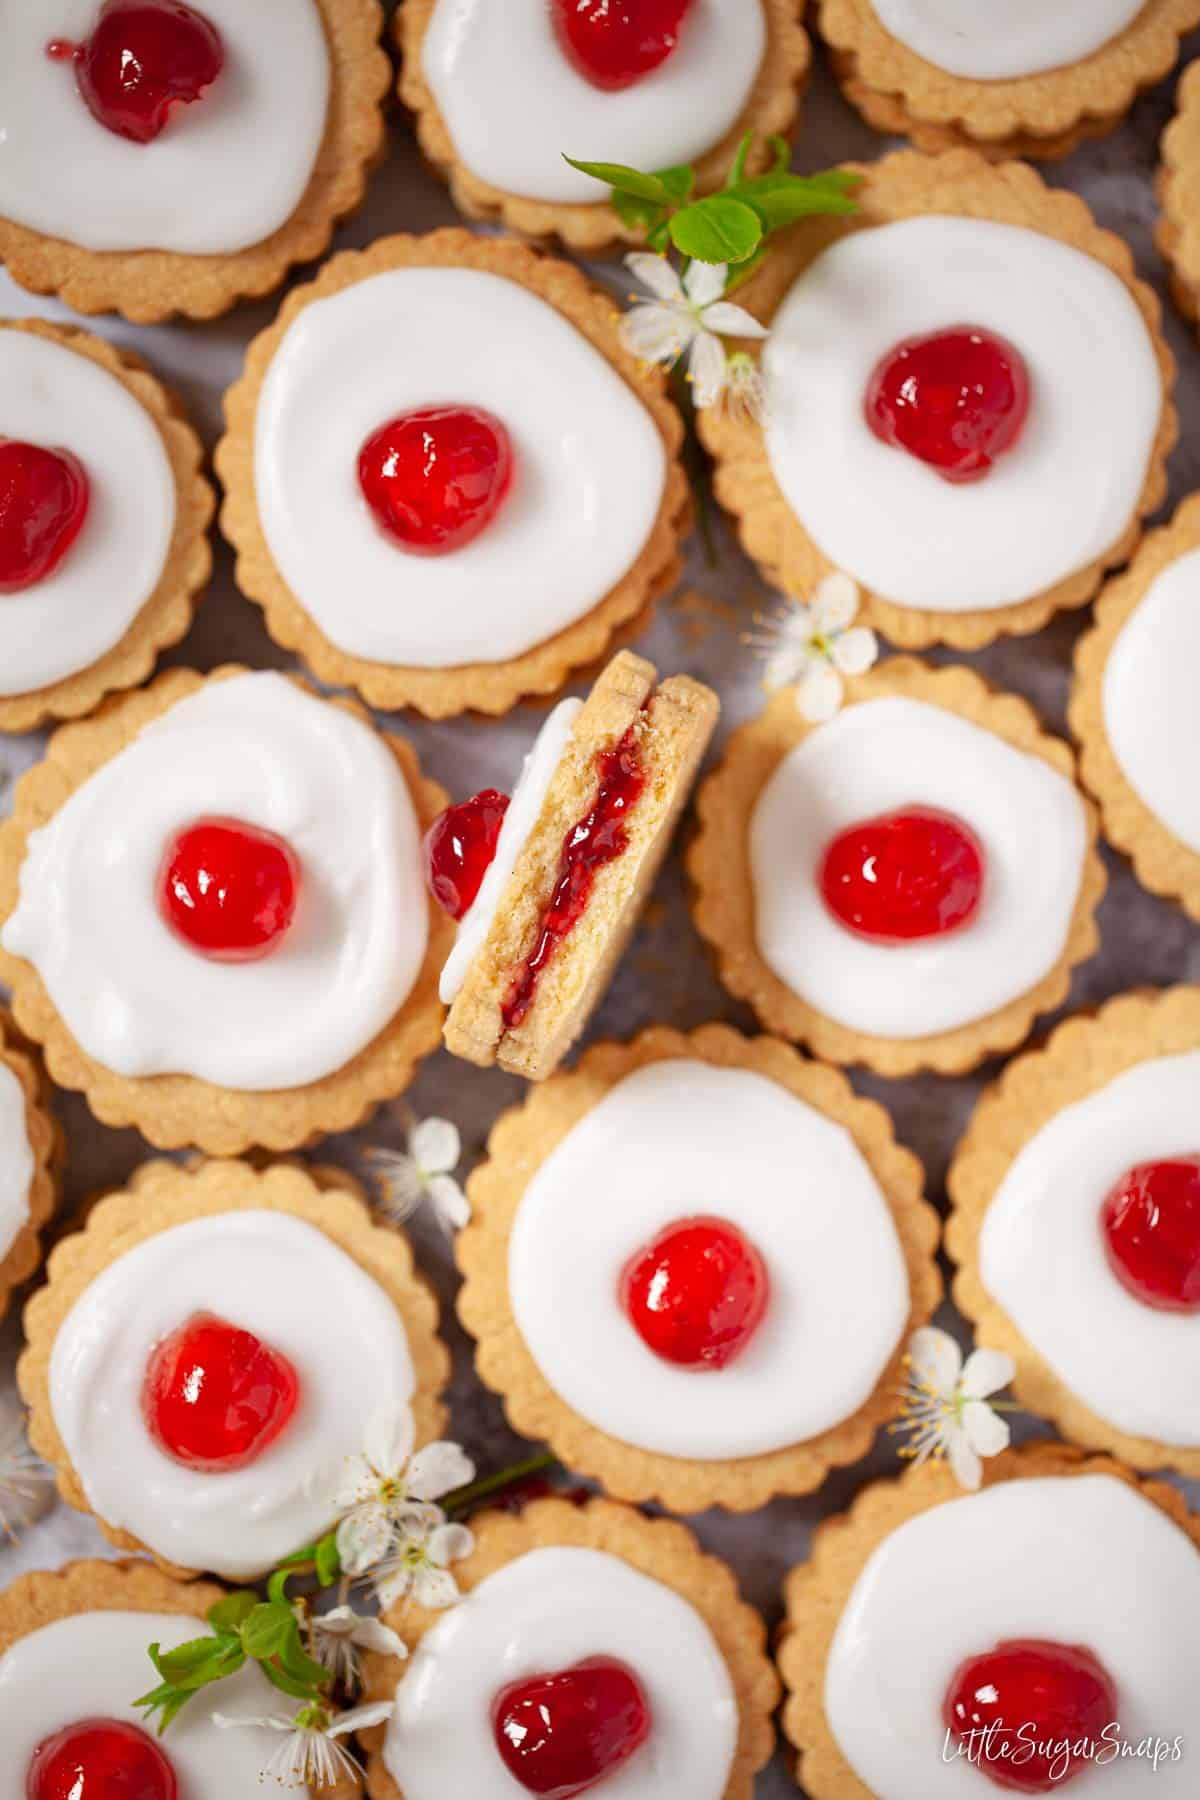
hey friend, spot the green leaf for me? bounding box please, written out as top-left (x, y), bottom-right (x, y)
top-left (208, 1591), bottom-right (259, 1632)
top-left (723, 245), bottom-right (768, 295)
top-left (146, 1635), bottom-right (244, 1692)
top-left (668, 196), bottom-right (762, 264)
top-left (276, 1618), bottom-right (332, 1688)
top-left (725, 131), bottom-right (753, 189)
top-left (241, 1601), bottom-right (295, 1662)
top-left (611, 188), bottom-right (668, 239)
top-left (314, 1531), bottom-right (342, 1588)
top-left (655, 164), bottom-right (694, 202)
top-left (259, 1656), bottom-right (327, 1702)
top-left (769, 133), bottom-right (791, 172)
top-left (647, 220), bottom-right (671, 254)
top-left (267, 1568), bottom-right (295, 1608)
top-left (562, 157), bottom-right (671, 203)
top-left (726, 174), bottom-right (859, 232)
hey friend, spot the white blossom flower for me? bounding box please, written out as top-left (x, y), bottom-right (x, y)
top-left (365, 1116), bottom-right (469, 1233)
top-left (309, 1605), bottom-right (407, 1690)
top-left (893, 1326), bottom-right (1016, 1491)
top-left (372, 1517), bottom-right (475, 1614)
top-left (334, 1408), bottom-right (475, 1576)
top-left (749, 571), bottom-right (878, 723)
top-left (0, 1394), bottom-right (51, 1543)
top-left (620, 253), bottom-right (767, 410)
top-left (214, 1701), bottom-right (392, 1790)
top-left (719, 350), bottom-right (768, 424)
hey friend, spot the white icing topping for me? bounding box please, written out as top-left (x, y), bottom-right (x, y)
top-left (48, 1209), bottom-right (416, 1579)
top-left (0, 329), bottom-right (175, 698)
top-left (0, 1063), bottom-right (33, 1267)
top-left (439, 698), bottom-right (583, 1005)
top-left (0, 0), bottom-right (329, 255)
top-left (0, 1612), bottom-right (311, 1795)
top-left (762, 217), bottom-right (1161, 614)
top-left (421, 0), bottom-right (766, 205)
top-left (509, 1059), bottom-right (909, 1459)
top-left (979, 1051), bottom-right (1200, 1447)
top-left (0, 672), bottom-right (427, 1092)
top-left (748, 697), bottom-right (1088, 1040)
top-left (1102, 546), bottom-right (1200, 853)
top-left (254, 268), bottom-right (667, 669)
top-left (383, 1547), bottom-right (737, 1799)
top-left (871, 0), bottom-right (1145, 81)
top-left (825, 1475), bottom-right (1200, 1797)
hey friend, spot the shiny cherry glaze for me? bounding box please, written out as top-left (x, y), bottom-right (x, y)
top-left (27, 1718), bottom-right (178, 1800)
top-left (551, 0), bottom-right (695, 90)
top-left (620, 1215), bottom-right (769, 1370)
top-left (865, 325), bottom-right (1031, 483)
top-left (157, 816), bottom-right (300, 962)
top-left (493, 1658), bottom-right (652, 1798)
top-left (943, 1640), bottom-right (1117, 1794)
top-left (142, 1310), bottom-right (300, 1472)
top-left (63, 0), bottom-right (224, 145)
top-left (358, 405), bottom-right (514, 556)
top-left (501, 724), bottom-right (647, 1029)
top-left (424, 788), bottom-right (510, 920)
top-left (1101, 1154), bottom-right (1200, 1313)
top-left (819, 805), bottom-right (985, 944)
top-left (0, 441), bottom-right (89, 594)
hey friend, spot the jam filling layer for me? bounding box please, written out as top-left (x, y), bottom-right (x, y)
top-left (501, 715), bottom-right (650, 1030)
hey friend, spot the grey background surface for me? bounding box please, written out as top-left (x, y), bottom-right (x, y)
top-left (2, 21), bottom-right (1200, 1797)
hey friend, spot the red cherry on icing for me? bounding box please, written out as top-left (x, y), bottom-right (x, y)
top-left (620, 1215), bottom-right (769, 1371)
top-left (358, 406), bottom-right (514, 557)
top-left (1101, 1155), bottom-right (1200, 1313)
top-left (64, 0), bottom-right (223, 144)
top-left (424, 789), bottom-right (510, 921)
top-left (142, 1310), bottom-right (300, 1473)
top-left (865, 325), bottom-right (1031, 483)
top-left (0, 441), bottom-right (89, 594)
top-left (493, 1658), bottom-right (652, 1798)
top-left (27, 1718), bottom-right (178, 1800)
top-left (551, 0), bottom-right (695, 91)
top-left (943, 1640), bottom-right (1117, 1794)
top-left (157, 816), bottom-right (300, 962)
top-left (819, 805), bottom-right (985, 944)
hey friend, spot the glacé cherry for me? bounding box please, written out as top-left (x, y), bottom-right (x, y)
top-left (358, 406), bottom-right (514, 556)
top-left (27, 1718), bottom-right (177, 1800)
top-left (865, 326), bottom-right (1030, 483)
top-left (1102, 1155), bottom-right (1200, 1313)
top-left (620, 1215), bottom-right (769, 1370)
top-left (943, 1639), bottom-right (1117, 1793)
top-left (819, 806), bottom-right (985, 943)
top-left (551, 0), bottom-right (695, 91)
top-left (61, 0), bottom-right (224, 145)
top-left (424, 789), bottom-right (510, 920)
top-left (142, 1310), bottom-right (300, 1472)
top-left (493, 1657), bottom-right (652, 1798)
top-left (157, 816), bottom-right (300, 962)
top-left (0, 441), bottom-right (89, 593)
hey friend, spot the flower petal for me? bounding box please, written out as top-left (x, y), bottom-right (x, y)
top-left (331, 1452), bottom-right (375, 1511)
top-left (408, 1117), bottom-right (460, 1176)
top-left (688, 329), bottom-right (728, 410)
top-left (620, 302), bottom-right (693, 367)
top-left (406, 1441), bottom-right (476, 1502)
top-left (428, 1173), bottom-right (470, 1231)
top-left (830, 626), bottom-right (878, 677)
top-left (214, 1713), bottom-right (293, 1733)
top-left (962, 1398), bottom-right (1012, 1459)
top-left (701, 301), bottom-right (769, 340)
top-left (327, 1701), bottom-right (395, 1739)
top-left (762, 643), bottom-right (811, 693)
top-left (314, 1605), bottom-right (358, 1639)
top-left (336, 1503), bottom-right (393, 1577)
top-left (347, 1616), bottom-right (408, 1659)
top-left (413, 1564), bottom-right (461, 1610)
top-left (908, 1326), bottom-right (963, 1402)
top-left (796, 660), bottom-right (843, 724)
top-left (366, 1149), bottom-right (425, 1222)
top-left (961, 1347), bottom-right (1017, 1401)
top-left (810, 570), bottom-right (859, 634)
top-left (684, 259), bottom-right (728, 308)
top-left (625, 251), bottom-right (684, 302)
top-left (363, 1406), bottom-right (415, 1480)
top-left (374, 1567), bottom-right (413, 1612)
top-left (428, 1521), bottom-right (475, 1566)
top-left (948, 1427), bottom-right (984, 1491)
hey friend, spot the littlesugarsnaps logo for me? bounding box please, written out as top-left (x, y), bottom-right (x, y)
top-left (943, 1723), bottom-right (1185, 1783)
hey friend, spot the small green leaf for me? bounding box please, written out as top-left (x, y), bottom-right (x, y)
top-left (150, 1635), bottom-right (221, 1677)
top-left (611, 188), bottom-right (668, 239)
top-left (726, 131), bottom-right (753, 189)
top-left (654, 163), bottom-right (694, 202)
top-left (266, 1568), bottom-right (295, 1608)
top-left (668, 196), bottom-right (762, 264)
top-left (241, 1601), bottom-right (295, 1662)
top-left (647, 220), bottom-right (671, 254)
top-left (727, 174), bottom-right (859, 232)
top-left (277, 1618), bottom-right (332, 1688)
top-left (259, 1656), bottom-right (327, 1702)
top-left (562, 156), bottom-right (671, 203)
top-left (314, 1531), bottom-right (342, 1588)
top-left (208, 1591), bottom-right (259, 1632)
top-left (768, 133), bottom-right (790, 172)
top-left (723, 245), bottom-right (768, 295)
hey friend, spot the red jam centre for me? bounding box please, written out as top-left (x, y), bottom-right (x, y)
top-left (157, 816), bottom-right (300, 962)
top-left (1101, 1154), bottom-right (1200, 1313)
top-left (501, 723), bottom-right (647, 1031)
top-left (0, 442), bottom-right (89, 595)
top-left (551, 0), bottom-right (696, 90)
top-left (60, 0), bottom-right (224, 145)
top-left (357, 405), bottom-right (514, 557)
top-left (27, 1718), bottom-right (178, 1800)
top-left (620, 1215), bottom-right (769, 1370)
top-left (865, 325), bottom-right (1031, 483)
top-left (943, 1640), bottom-right (1118, 1794)
top-left (493, 1658), bottom-right (652, 1798)
top-left (142, 1310), bottom-right (300, 1473)
top-left (819, 805), bottom-right (985, 944)
top-left (424, 788), bottom-right (510, 921)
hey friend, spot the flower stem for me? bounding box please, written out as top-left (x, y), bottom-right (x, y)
top-left (443, 1452), bottom-right (558, 1517)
